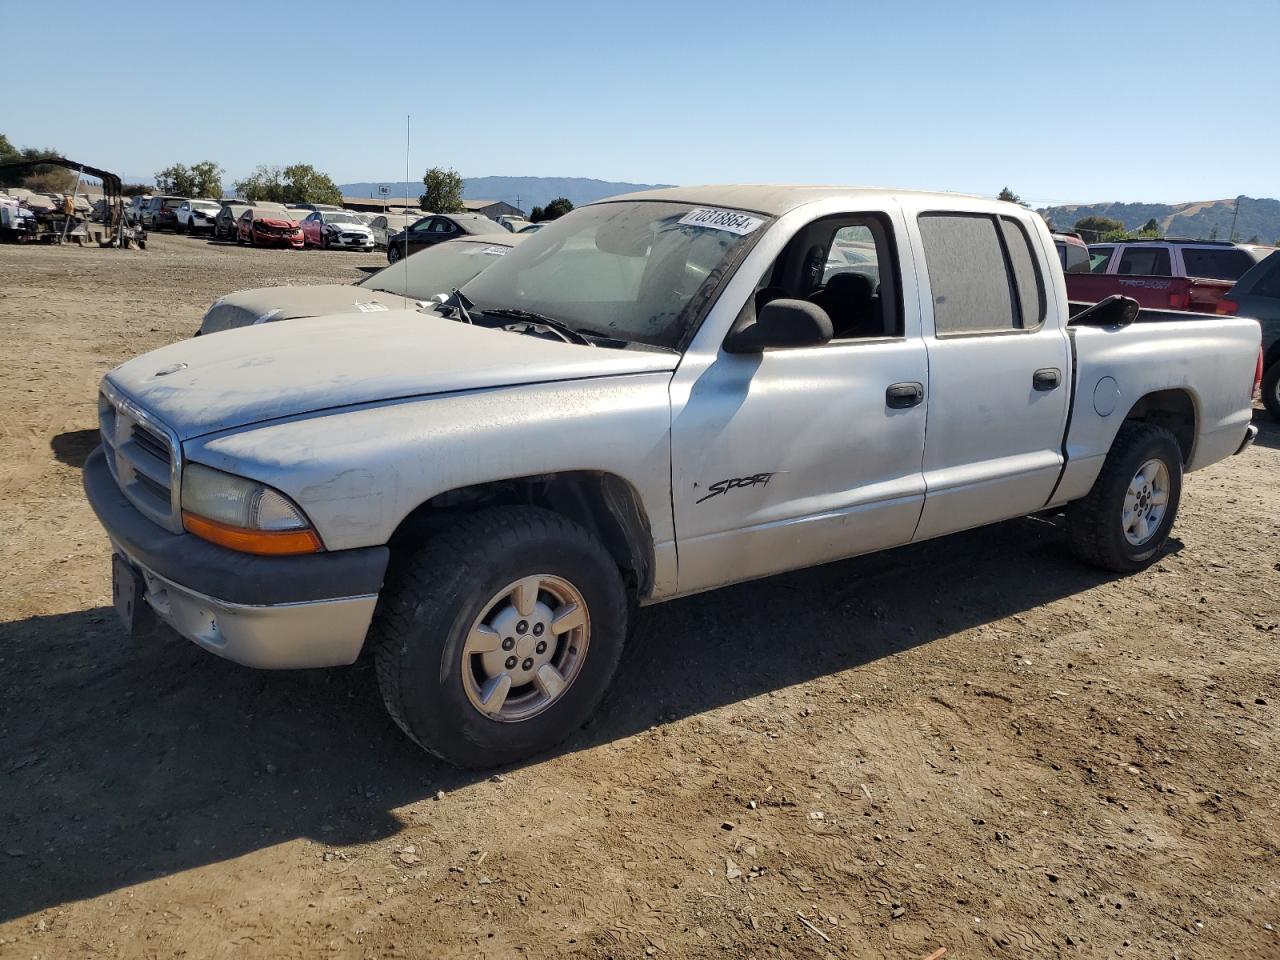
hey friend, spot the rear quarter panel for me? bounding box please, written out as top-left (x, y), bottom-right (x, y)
top-left (1053, 316), bottom-right (1260, 504)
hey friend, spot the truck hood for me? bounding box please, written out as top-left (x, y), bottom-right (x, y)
top-left (106, 309), bottom-right (678, 441)
top-left (200, 285), bottom-right (416, 334)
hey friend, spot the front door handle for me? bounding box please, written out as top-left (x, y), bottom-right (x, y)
top-left (886, 381), bottom-right (924, 409)
top-left (1033, 368), bottom-right (1062, 391)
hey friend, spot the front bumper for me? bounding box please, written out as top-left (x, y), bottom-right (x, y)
top-left (253, 230), bottom-right (304, 248)
top-left (84, 446), bottom-right (389, 668)
top-left (328, 234), bottom-right (375, 250)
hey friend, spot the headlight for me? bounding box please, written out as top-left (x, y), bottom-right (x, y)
top-left (180, 462), bottom-right (322, 555)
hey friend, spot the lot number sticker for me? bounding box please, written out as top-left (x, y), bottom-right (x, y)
top-left (677, 207), bottom-right (764, 236)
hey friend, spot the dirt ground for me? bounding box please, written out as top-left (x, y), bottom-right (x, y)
top-left (0, 234), bottom-right (1277, 960)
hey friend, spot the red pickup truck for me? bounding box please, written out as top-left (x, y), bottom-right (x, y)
top-left (1065, 239), bottom-right (1275, 312)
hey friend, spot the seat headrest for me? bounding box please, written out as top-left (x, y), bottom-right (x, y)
top-left (820, 271), bottom-right (874, 307)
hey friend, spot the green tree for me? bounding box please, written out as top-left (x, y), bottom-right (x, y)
top-left (1246, 234), bottom-right (1259, 244)
top-left (0, 139), bottom-right (76, 191)
top-left (281, 163), bottom-right (342, 205)
top-left (419, 167), bottom-right (465, 213)
top-left (1101, 228), bottom-right (1131, 242)
top-left (1074, 215), bottom-right (1125, 242)
top-left (121, 183), bottom-right (151, 197)
top-left (1138, 217), bottom-right (1161, 238)
top-left (233, 163), bottom-right (341, 205)
top-left (154, 161), bottom-right (224, 197)
top-left (1208, 226), bottom-right (1219, 240)
top-left (532, 197), bottom-right (573, 223)
top-left (997, 186), bottom-right (1025, 205)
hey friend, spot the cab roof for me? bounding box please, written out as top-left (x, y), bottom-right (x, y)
top-left (597, 184), bottom-right (996, 218)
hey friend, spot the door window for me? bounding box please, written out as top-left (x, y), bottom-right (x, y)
top-left (429, 218), bottom-right (454, 234)
top-left (1089, 246), bottom-right (1114, 273)
top-left (1180, 247), bottom-right (1256, 282)
top-left (1116, 246), bottom-right (1172, 276)
top-left (1251, 256), bottom-right (1280, 298)
top-left (918, 213), bottom-right (1020, 335)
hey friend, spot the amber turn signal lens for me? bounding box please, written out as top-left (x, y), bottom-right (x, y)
top-left (182, 512), bottom-right (323, 556)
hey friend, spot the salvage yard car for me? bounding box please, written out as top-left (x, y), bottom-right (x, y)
top-left (199, 233), bottom-right (525, 334)
top-left (85, 185), bottom-right (1261, 769)
top-left (236, 207), bottom-right (304, 248)
top-left (299, 209), bottom-right (375, 251)
top-left (386, 211), bottom-right (506, 262)
top-left (175, 199), bottom-right (223, 234)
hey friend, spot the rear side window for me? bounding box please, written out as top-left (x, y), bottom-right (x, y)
top-left (1117, 246), bottom-right (1171, 276)
top-left (1251, 256), bottom-right (1280, 298)
top-left (1089, 246), bottom-right (1113, 273)
top-left (918, 213), bottom-right (1030, 335)
top-left (998, 217), bottom-right (1045, 327)
top-left (1181, 248), bottom-right (1256, 282)
top-left (1063, 242), bottom-right (1090, 273)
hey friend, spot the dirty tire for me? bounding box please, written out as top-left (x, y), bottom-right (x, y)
top-left (372, 506), bottom-right (627, 769)
top-left (1262, 362), bottom-right (1280, 421)
top-left (1067, 422), bottom-right (1183, 573)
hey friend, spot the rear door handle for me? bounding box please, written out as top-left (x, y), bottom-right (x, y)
top-left (886, 382), bottom-right (924, 409)
top-left (1033, 368), bottom-right (1062, 391)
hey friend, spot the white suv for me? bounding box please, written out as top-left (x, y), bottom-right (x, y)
top-left (175, 200), bottom-right (224, 234)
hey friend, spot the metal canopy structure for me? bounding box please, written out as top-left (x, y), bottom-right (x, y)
top-left (0, 156), bottom-right (134, 246)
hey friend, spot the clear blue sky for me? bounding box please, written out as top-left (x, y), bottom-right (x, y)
top-left (2, 0), bottom-right (1276, 205)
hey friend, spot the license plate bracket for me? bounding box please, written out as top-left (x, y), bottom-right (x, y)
top-left (112, 554), bottom-right (156, 636)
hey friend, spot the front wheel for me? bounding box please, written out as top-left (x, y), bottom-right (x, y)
top-left (387, 244), bottom-right (402, 264)
top-left (1262, 362), bottom-right (1280, 421)
top-left (373, 506), bottom-right (627, 768)
top-left (1067, 422), bottom-right (1183, 572)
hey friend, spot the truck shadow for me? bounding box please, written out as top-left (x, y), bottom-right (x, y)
top-left (0, 515), bottom-right (1172, 921)
top-left (1251, 409), bottom-right (1279, 450)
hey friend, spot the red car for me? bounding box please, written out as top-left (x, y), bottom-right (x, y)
top-left (236, 208), bottom-right (304, 249)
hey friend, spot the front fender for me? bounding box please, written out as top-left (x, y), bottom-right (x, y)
top-left (183, 374), bottom-right (675, 555)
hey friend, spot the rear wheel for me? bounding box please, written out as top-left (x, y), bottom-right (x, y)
top-left (388, 244), bottom-right (402, 264)
top-left (1262, 362), bottom-right (1280, 421)
top-left (373, 506), bottom-right (627, 768)
top-left (1067, 422), bottom-right (1183, 572)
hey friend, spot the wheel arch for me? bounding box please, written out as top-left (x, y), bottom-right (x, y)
top-left (1118, 387), bottom-right (1198, 465)
top-left (387, 471), bottom-right (656, 600)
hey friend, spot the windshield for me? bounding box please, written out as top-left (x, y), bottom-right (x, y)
top-left (193, 201), bottom-right (220, 212)
top-left (460, 201), bottom-right (769, 347)
top-left (362, 239), bottom-right (513, 299)
top-left (324, 212), bottom-right (360, 224)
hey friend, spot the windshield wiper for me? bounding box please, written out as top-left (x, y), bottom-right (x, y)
top-left (478, 307), bottom-right (594, 346)
top-left (442, 288), bottom-right (474, 324)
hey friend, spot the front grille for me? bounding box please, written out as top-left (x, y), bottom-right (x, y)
top-left (99, 385), bottom-right (183, 533)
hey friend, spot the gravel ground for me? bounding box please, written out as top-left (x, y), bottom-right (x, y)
top-left (0, 234), bottom-right (1277, 959)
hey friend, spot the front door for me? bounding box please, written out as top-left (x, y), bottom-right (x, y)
top-left (670, 207), bottom-right (930, 595)
top-left (907, 208), bottom-right (1071, 541)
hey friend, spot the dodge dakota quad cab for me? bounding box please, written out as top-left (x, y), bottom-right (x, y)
top-left (84, 186), bottom-right (1262, 768)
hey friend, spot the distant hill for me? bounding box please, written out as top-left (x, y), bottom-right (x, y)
top-left (1039, 197), bottom-right (1280, 245)
top-left (338, 175), bottom-right (673, 215)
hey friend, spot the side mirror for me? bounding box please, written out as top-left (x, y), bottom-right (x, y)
top-left (1069, 294), bottom-right (1140, 327)
top-left (723, 298), bottom-right (833, 353)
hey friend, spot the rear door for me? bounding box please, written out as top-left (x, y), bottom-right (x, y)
top-left (904, 205), bottom-right (1071, 540)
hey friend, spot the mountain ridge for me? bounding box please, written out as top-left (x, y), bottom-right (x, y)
top-left (1039, 196), bottom-right (1280, 244)
top-left (338, 175), bottom-right (674, 213)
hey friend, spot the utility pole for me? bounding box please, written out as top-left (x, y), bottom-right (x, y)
top-left (1229, 195), bottom-right (1243, 242)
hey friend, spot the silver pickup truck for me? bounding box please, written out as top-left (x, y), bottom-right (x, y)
top-left (85, 186), bottom-right (1262, 768)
